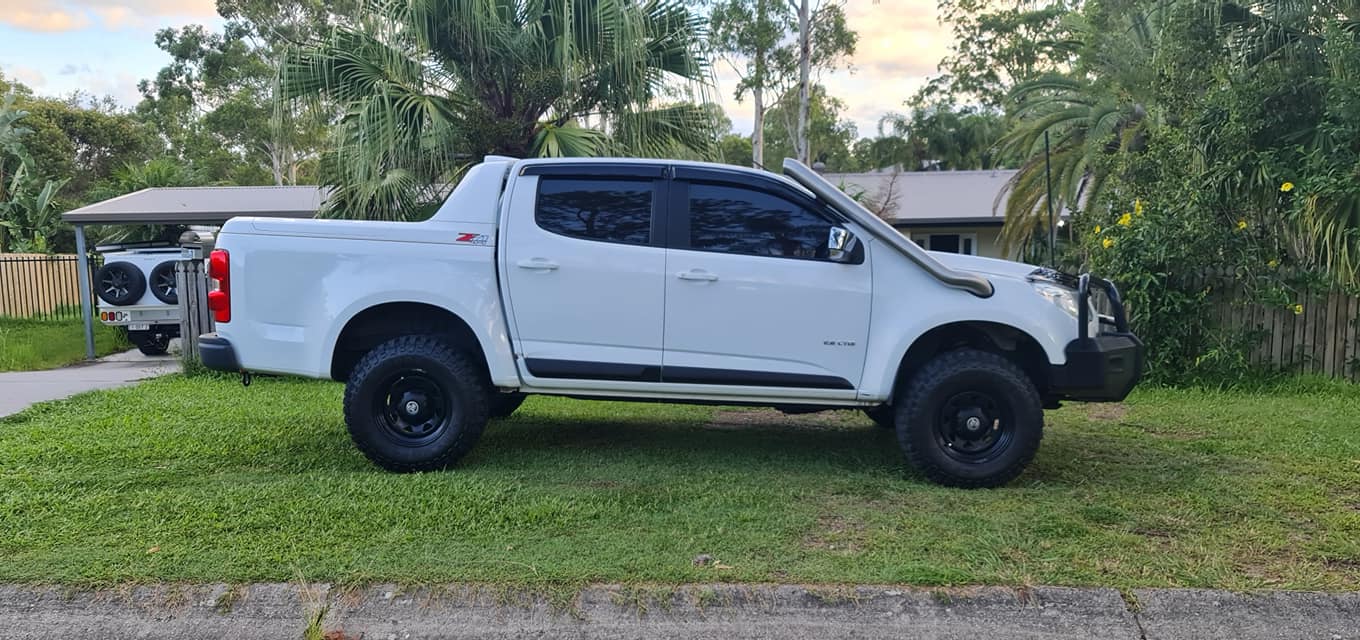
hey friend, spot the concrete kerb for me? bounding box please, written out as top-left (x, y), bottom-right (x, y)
top-left (1, 583), bottom-right (1356, 640)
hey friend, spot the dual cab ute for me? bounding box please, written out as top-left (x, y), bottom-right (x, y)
top-left (199, 157), bottom-right (1142, 487)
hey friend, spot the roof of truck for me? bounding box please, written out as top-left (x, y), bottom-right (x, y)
top-left (61, 185), bottom-right (325, 225)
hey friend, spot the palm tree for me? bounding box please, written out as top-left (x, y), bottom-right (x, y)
top-left (991, 9), bottom-right (1164, 253)
top-left (282, 0), bottom-right (716, 220)
top-left (878, 104), bottom-right (1010, 172)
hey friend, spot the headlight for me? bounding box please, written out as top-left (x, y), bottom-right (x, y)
top-left (1031, 281), bottom-right (1080, 318)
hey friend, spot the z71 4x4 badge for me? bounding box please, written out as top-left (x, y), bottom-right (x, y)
top-left (455, 232), bottom-right (491, 245)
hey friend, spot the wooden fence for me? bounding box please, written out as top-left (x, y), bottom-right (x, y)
top-left (0, 253), bottom-right (94, 320)
top-left (175, 259), bottom-right (213, 362)
top-left (1208, 285), bottom-right (1360, 380)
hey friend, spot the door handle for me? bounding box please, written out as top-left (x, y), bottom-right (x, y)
top-left (676, 270), bottom-right (718, 281)
top-left (516, 258), bottom-right (559, 270)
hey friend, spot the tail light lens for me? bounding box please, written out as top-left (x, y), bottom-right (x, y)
top-left (207, 249), bottom-right (231, 323)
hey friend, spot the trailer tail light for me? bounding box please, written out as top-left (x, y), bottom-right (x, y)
top-left (207, 249), bottom-right (231, 323)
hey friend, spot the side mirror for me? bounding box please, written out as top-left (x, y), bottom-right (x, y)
top-left (827, 226), bottom-right (859, 263)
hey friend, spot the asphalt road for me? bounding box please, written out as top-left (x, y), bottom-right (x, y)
top-left (0, 583), bottom-right (1355, 640)
top-left (0, 347), bottom-right (179, 418)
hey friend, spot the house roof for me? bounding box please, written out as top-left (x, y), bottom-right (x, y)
top-left (825, 169), bottom-right (1026, 226)
top-left (61, 186), bottom-right (326, 225)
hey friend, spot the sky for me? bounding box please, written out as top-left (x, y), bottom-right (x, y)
top-left (0, 0), bottom-right (953, 138)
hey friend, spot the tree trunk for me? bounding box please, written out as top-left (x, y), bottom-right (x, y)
top-left (751, 0), bottom-right (769, 169)
top-left (796, 0), bottom-right (811, 164)
top-left (752, 86), bottom-right (765, 169)
top-left (288, 145), bottom-right (298, 185)
top-left (268, 143), bottom-right (285, 186)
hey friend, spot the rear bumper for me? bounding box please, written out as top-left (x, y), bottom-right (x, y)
top-left (198, 333), bottom-right (240, 372)
top-left (1046, 274), bottom-right (1145, 402)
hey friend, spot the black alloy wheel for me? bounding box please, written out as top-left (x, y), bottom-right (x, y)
top-left (376, 371), bottom-right (452, 446)
top-left (149, 261), bottom-right (178, 305)
top-left (933, 390), bottom-right (1015, 464)
top-left (95, 262), bottom-right (146, 306)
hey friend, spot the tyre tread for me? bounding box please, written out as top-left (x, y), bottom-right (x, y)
top-left (342, 334), bottom-right (489, 472)
top-left (896, 348), bottom-right (1043, 488)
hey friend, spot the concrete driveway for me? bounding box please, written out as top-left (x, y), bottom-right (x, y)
top-left (0, 347), bottom-right (180, 418)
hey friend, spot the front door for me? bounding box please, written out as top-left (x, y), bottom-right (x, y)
top-left (661, 172), bottom-right (872, 394)
top-left (502, 166), bottom-right (668, 387)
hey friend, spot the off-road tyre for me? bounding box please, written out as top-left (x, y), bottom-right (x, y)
top-left (488, 392), bottom-right (526, 418)
top-left (95, 261), bottom-right (146, 306)
top-left (896, 348), bottom-right (1043, 488)
top-left (863, 404), bottom-right (896, 429)
top-left (148, 261), bottom-right (178, 305)
top-left (343, 335), bottom-right (489, 472)
top-left (135, 333), bottom-right (170, 356)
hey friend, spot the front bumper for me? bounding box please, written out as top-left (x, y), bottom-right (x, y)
top-left (1047, 275), bottom-right (1145, 402)
top-left (198, 333), bottom-right (241, 372)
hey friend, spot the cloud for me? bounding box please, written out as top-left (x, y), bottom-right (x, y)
top-left (0, 0), bottom-right (217, 32)
top-left (710, 0), bottom-right (951, 138)
top-left (58, 63), bottom-right (94, 75)
top-left (842, 0), bottom-right (948, 81)
top-left (3, 8), bottom-right (93, 32)
top-left (91, 6), bottom-right (142, 29)
top-left (80, 70), bottom-right (143, 105)
top-left (2, 64), bottom-right (50, 90)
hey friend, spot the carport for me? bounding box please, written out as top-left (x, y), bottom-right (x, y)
top-left (60, 186), bottom-right (326, 359)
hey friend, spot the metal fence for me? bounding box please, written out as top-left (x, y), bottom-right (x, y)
top-left (0, 253), bottom-right (100, 321)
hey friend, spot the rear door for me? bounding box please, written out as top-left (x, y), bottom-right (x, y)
top-left (501, 164), bottom-right (669, 388)
top-left (661, 168), bottom-right (872, 395)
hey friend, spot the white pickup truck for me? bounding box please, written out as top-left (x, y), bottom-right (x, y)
top-left (199, 157), bottom-right (1142, 487)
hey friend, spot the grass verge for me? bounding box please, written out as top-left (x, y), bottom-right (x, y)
top-left (0, 318), bottom-right (131, 371)
top-left (0, 376), bottom-right (1357, 589)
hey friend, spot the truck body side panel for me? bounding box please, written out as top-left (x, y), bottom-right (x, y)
top-left (854, 241), bottom-right (1074, 401)
top-left (213, 228), bottom-right (518, 385)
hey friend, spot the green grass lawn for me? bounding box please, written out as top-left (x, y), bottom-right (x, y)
top-left (1, 375), bottom-right (1357, 590)
top-left (0, 318), bottom-right (132, 371)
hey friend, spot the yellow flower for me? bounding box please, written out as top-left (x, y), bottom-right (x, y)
top-left (1292, 303), bottom-right (1304, 315)
top-left (1280, 181), bottom-right (1294, 193)
top-left (1102, 237), bottom-right (1115, 249)
top-left (1094, 225), bottom-right (1102, 234)
top-left (1267, 259), bottom-right (1279, 268)
top-left (1134, 199), bottom-right (1144, 216)
top-left (1236, 219), bottom-right (1248, 230)
top-left (1118, 212), bottom-right (1132, 227)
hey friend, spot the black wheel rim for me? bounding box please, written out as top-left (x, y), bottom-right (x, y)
top-left (374, 370), bottom-right (451, 446)
top-left (934, 390), bottom-right (1014, 463)
top-left (154, 271), bottom-right (176, 299)
top-left (101, 271), bottom-right (131, 299)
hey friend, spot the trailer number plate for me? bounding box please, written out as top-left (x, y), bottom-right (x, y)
top-left (128, 323), bottom-right (151, 331)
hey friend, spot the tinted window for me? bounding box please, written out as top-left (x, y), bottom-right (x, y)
top-left (687, 183), bottom-right (833, 259)
top-left (536, 178), bottom-right (653, 245)
top-left (925, 234), bottom-right (977, 255)
top-left (928, 234), bottom-right (960, 253)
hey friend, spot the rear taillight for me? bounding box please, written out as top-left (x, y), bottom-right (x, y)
top-left (207, 249), bottom-right (231, 323)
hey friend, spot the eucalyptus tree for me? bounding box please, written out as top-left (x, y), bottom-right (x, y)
top-left (707, 0), bottom-right (854, 167)
top-left (282, 0), bottom-right (715, 220)
top-left (708, 0), bottom-right (790, 168)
